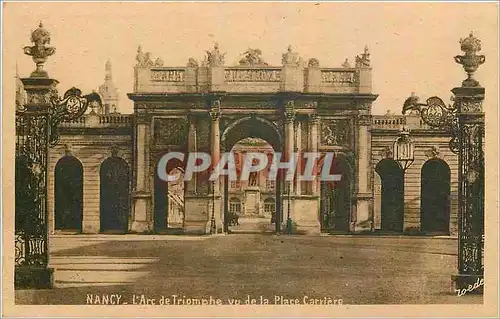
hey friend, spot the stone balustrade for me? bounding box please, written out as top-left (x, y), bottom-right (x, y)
top-left (134, 65), bottom-right (371, 94)
top-left (60, 114), bottom-right (132, 128)
top-left (372, 115), bottom-right (433, 130)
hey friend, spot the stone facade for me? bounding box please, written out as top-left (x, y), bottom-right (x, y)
top-left (43, 45), bottom-right (458, 236)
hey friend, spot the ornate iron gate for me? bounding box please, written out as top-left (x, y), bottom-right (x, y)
top-left (15, 22), bottom-right (101, 289)
top-left (403, 32), bottom-right (485, 292)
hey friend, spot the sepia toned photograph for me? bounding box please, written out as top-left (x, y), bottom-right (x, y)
top-left (2, 2), bottom-right (499, 318)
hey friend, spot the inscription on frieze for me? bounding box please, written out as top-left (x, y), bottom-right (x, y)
top-left (154, 118), bottom-right (188, 145)
top-left (321, 70), bottom-right (356, 84)
top-left (224, 69), bottom-right (281, 82)
top-left (320, 119), bottom-right (351, 147)
top-left (151, 69), bottom-right (185, 82)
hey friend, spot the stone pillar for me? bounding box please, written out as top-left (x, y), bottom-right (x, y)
top-left (131, 114), bottom-right (152, 233)
top-left (209, 101), bottom-right (221, 194)
top-left (208, 100), bottom-right (222, 233)
top-left (308, 113), bottom-right (320, 195)
top-left (354, 113), bottom-right (373, 232)
top-left (295, 120), bottom-right (302, 195)
top-left (186, 114), bottom-right (197, 194)
top-left (452, 85), bottom-right (485, 293)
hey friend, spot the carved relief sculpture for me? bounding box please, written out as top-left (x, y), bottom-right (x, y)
top-left (308, 58), bottom-right (320, 68)
top-left (239, 48), bottom-right (268, 66)
top-left (154, 118), bottom-right (189, 145)
top-left (135, 46), bottom-right (154, 68)
top-left (206, 43), bottom-right (226, 67)
top-left (342, 58), bottom-right (351, 68)
top-left (282, 45), bottom-right (303, 67)
top-left (355, 46), bottom-right (370, 68)
top-left (425, 146), bottom-right (441, 158)
top-left (187, 58), bottom-right (199, 68)
top-left (320, 119), bottom-right (351, 147)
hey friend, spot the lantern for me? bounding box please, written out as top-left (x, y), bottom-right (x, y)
top-left (393, 127), bottom-right (414, 171)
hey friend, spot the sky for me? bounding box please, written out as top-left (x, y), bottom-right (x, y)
top-left (3, 2), bottom-right (499, 115)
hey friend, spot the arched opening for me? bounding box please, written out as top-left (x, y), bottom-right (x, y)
top-left (54, 156), bottom-right (83, 232)
top-left (100, 157), bottom-right (130, 233)
top-left (154, 158), bottom-right (185, 233)
top-left (421, 158), bottom-right (451, 234)
top-left (375, 159), bottom-right (404, 232)
top-left (320, 156), bottom-right (351, 232)
top-left (220, 116), bottom-right (283, 234)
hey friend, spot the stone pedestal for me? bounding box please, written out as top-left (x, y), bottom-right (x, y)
top-left (131, 191), bottom-right (152, 233)
top-left (183, 195), bottom-right (211, 235)
top-left (244, 187), bottom-right (261, 215)
top-left (287, 196), bottom-right (320, 234)
top-left (15, 267), bottom-right (54, 289)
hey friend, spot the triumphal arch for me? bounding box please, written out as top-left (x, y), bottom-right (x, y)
top-left (127, 44), bottom-right (377, 235)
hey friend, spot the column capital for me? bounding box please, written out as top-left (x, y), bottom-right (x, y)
top-left (208, 99), bottom-right (221, 121)
top-left (135, 113), bottom-right (151, 124)
top-left (356, 114), bottom-right (372, 126)
top-left (308, 113), bottom-right (320, 125)
top-left (284, 100), bottom-right (296, 123)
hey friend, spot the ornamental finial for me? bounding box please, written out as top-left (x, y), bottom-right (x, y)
top-left (23, 21), bottom-right (55, 78)
top-left (454, 31), bottom-right (485, 87)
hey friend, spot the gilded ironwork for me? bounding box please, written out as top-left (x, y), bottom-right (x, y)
top-left (402, 94), bottom-right (460, 154)
top-left (15, 23), bottom-right (101, 285)
top-left (406, 32), bottom-right (486, 292)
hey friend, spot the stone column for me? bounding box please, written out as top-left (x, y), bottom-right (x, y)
top-left (295, 120), bottom-right (302, 195)
top-left (354, 113), bottom-right (373, 232)
top-left (131, 113), bottom-right (152, 233)
top-left (284, 101), bottom-right (295, 176)
top-left (209, 101), bottom-right (221, 194)
top-left (186, 114), bottom-right (197, 194)
top-left (308, 113), bottom-right (320, 195)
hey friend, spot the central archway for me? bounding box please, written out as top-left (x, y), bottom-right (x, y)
top-left (220, 116), bottom-right (283, 233)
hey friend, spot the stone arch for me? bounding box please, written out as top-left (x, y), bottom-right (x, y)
top-left (375, 159), bottom-right (404, 232)
top-left (154, 157), bottom-right (185, 232)
top-left (100, 156), bottom-right (130, 233)
top-left (420, 158), bottom-right (451, 234)
top-left (54, 155), bottom-right (84, 232)
top-left (220, 116), bottom-right (283, 152)
top-left (220, 116), bottom-right (284, 233)
top-left (319, 154), bottom-right (352, 232)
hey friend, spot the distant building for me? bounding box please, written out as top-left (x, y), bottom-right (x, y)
top-left (97, 59), bottom-right (119, 114)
